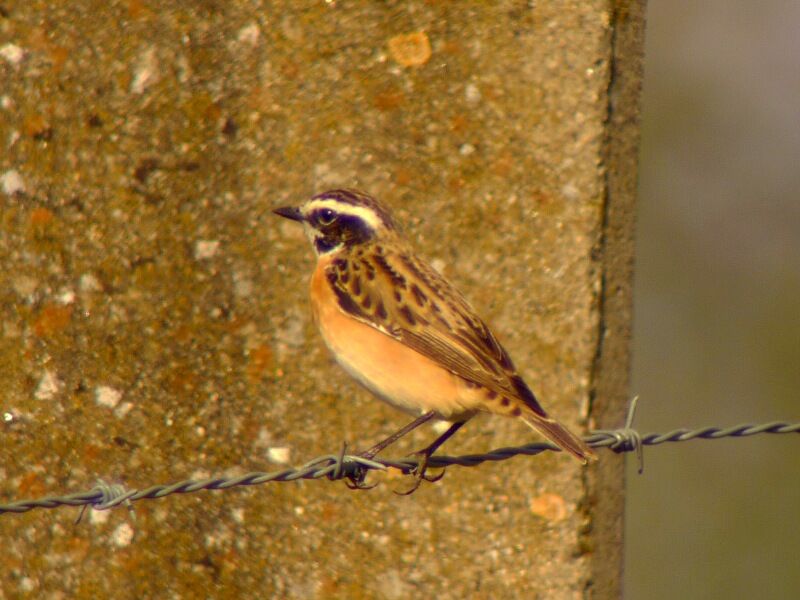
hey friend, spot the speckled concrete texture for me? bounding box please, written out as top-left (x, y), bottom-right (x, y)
top-left (1, 2), bottom-right (641, 598)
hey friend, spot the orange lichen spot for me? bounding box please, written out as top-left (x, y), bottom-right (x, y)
top-left (246, 84), bottom-right (275, 113)
top-left (225, 315), bottom-right (250, 334)
top-left (447, 175), bottom-right (465, 193)
top-left (531, 189), bottom-right (554, 205)
top-left (280, 60), bottom-right (300, 79)
top-left (320, 502), bottom-right (339, 521)
top-left (83, 443), bottom-right (101, 460)
top-left (33, 304), bottom-right (73, 337)
top-left (66, 537), bottom-right (91, 562)
top-left (440, 40), bottom-right (462, 56)
top-left (18, 472), bottom-right (46, 497)
top-left (82, 443), bottom-right (103, 467)
top-left (166, 367), bottom-right (198, 394)
top-left (491, 151), bottom-right (515, 178)
top-left (318, 575), bottom-right (342, 598)
top-left (172, 325), bottom-right (194, 343)
top-left (529, 492), bottom-right (569, 521)
top-left (49, 46), bottom-right (70, 71)
top-left (388, 32), bottom-right (432, 67)
top-left (220, 547), bottom-right (241, 576)
top-left (127, 0), bottom-right (153, 19)
top-left (246, 343), bottom-right (274, 382)
top-left (449, 114), bottom-right (469, 134)
top-left (373, 87), bottom-right (405, 111)
top-left (30, 207), bottom-right (55, 227)
top-left (526, 189), bottom-right (561, 216)
top-left (393, 166), bottom-right (414, 186)
top-left (240, 416), bottom-right (262, 444)
top-left (117, 548), bottom-right (142, 571)
top-left (26, 27), bottom-right (49, 51)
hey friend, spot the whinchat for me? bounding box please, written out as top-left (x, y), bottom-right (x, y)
top-left (274, 189), bottom-right (595, 489)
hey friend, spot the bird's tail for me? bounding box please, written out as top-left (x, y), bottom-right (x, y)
top-left (520, 408), bottom-right (597, 464)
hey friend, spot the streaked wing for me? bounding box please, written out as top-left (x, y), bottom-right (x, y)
top-left (324, 243), bottom-right (524, 401)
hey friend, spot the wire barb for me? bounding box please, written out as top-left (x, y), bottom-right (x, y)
top-left (2, 413), bottom-right (799, 517)
top-left (74, 479), bottom-right (136, 525)
top-left (592, 396), bottom-right (644, 473)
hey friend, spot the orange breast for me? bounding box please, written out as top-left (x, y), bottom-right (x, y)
top-left (309, 256), bottom-right (479, 420)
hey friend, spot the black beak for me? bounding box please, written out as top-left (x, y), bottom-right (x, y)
top-left (272, 206), bottom-right (305, 222)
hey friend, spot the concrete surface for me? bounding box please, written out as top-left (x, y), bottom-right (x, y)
top-left (0, 2), bottom-right (641, 598)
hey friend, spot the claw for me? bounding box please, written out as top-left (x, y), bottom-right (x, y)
top-left (341, 452), bottom-right (386, 491)
top-left (421, 469), bottom-right (445, 483)
top-left (394, 478), bottom-right (424, 496)
top-left (345, 477), bottom-right (378, 491)
top-left (343, 464), bottom-right (378, 491)
top-left (393, 451), bottom-right (446, 495)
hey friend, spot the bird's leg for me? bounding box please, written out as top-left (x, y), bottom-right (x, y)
top-left (396, 420), bottom-right (467, 496)
top-left (358, 411), bottom-right (438, 460)
top-left (346, 412), bottom-right (437, 490)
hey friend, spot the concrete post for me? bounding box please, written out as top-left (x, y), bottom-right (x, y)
top-left (1, 2), bottom-right (643, 597)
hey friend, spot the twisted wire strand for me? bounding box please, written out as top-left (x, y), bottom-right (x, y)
top-left (1, 420), bottom-right (798, 517)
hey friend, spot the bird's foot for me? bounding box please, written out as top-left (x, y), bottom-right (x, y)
top-left (393, 450), bottom-right (446, 496)
top-left (341, 448), bottom-right (381, 491)
top-left (344, 471), bottom-right (378, 491)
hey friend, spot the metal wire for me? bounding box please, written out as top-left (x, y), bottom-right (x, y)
top-left (2, 416), bottom-right (798, 517)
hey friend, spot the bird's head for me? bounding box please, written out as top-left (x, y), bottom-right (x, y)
top-left (273, 189), bottom-right (398, 255)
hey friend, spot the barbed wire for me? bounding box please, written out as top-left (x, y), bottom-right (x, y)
top-left (2, 405), bottom-right (798, 518)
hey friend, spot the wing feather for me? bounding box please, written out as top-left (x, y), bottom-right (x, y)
top-left (326, 245), bottom-right (529, 403)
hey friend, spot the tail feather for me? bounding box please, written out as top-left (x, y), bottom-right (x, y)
top-left (520, 409), bottom-right (597, 464)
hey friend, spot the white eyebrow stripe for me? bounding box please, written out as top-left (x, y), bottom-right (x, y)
top-left (304, 198), bottom-right (385, 231)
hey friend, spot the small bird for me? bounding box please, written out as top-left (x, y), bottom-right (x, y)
top-left (274, 189), bottom-right (595, 490)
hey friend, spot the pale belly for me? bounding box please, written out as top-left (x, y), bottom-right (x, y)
top-left (310, 262), bottom-right (478, 420)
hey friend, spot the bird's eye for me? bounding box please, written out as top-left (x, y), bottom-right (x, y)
top-left (317, 208), bottom-right (337, 226)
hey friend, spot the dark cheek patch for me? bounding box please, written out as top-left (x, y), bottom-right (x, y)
top-left (337, 215), bottom-right (374, 244)
top-left (312, 214), bottom-right (374, 251)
